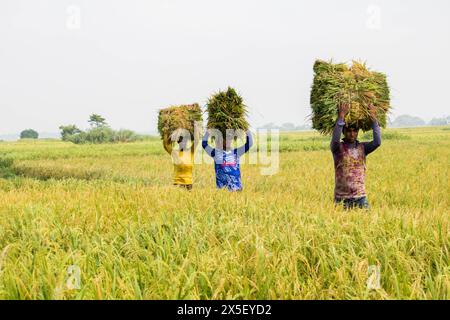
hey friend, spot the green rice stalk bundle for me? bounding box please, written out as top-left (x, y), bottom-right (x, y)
top-left (310, 60), bottom-right (390, 135)
top-left (206, 87), bottom-right (249, 138)
top-left (157, 104), bottom-right (203, 140)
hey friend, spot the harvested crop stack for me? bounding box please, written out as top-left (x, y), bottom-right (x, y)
top-left (310, 60), bottom-right (390, 135)
top-left (206, 87), bottom-right (249, 138)
top-left (157, 104), bottom-right (203, 140)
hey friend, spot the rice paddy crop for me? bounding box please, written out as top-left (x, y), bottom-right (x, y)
top-left (0, 127), bottom-right (449, 300)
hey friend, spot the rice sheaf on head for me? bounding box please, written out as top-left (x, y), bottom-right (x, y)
top-left (157, 104), bottom-right (203, 141)
top-left (310, 60), bottom-right (391, 135)
top-left (206, 87), bottom-right (249, 139)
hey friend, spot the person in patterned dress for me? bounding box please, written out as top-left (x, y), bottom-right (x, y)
top-left (331, 103), bottom-right (381, 209)
top-left (202, 130), bottom-right (253, 191)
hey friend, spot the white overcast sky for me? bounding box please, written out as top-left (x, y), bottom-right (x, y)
top-left (0, 0), bottom-right (449, 134)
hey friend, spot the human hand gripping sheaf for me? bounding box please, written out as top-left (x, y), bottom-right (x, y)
top-left (338, 103), bottom-right (350, 120)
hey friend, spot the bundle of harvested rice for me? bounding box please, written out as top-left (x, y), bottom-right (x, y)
top-left (310, 60), bottom-right (390, 135)
top-left (206, 87), bottom-right (249, 138)
top-left (157, 104), bottom-right (203, 140)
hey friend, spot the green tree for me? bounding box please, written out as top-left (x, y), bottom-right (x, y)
top-left (59, 125), bottom-right (82, 141)
top-left (58, 114), bottom-right (140, 144)
top-left (113, 129), bottom-right (139, 143)
top-left (20, 129), bottom-right (39, 139)
top-left (84, 127), bottom-right (114, 144)
top-left (88, 114), bottom-right (108, 128)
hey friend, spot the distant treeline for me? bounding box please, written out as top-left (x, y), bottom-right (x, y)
top-left (258, 123), bottom-right (312, 131)
top-left (60, 114), bottom-right (146, 144)
top-left (388, 115), bottom-right (450, 128)
top-left (259, 114), bottom-right (450, 131)
top-left (2, 114), bottom-right (449, 143)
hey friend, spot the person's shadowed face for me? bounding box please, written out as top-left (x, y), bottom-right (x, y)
top-left (343, 126), bottom-right (359, 143)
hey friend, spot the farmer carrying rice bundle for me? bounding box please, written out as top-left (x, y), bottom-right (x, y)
top-left (310, 60), bottom-right (390, 208)
top-left (331, 103), bottom-right (381, 209)
top-left (158, 104), bottom-right (203, 190)
top-left (202, 87), bottom-right (253, 191)
top-left (310, 60), bottom-right (390, 134)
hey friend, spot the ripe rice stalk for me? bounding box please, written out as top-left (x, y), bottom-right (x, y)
top-left (206, 87), bottom-right (249, 139)
top-left (157, 104), bottom-right (203, 140)
top-left (310, 60), bottom-right (391, 135)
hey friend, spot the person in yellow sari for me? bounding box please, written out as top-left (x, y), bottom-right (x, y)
top-left (163, 134), bottom-right (198, 190)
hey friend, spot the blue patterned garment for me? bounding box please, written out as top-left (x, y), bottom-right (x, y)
top-left (202, 132), bottom-right (253, 191)
top-left (214, 150), bottom-right (243, 191)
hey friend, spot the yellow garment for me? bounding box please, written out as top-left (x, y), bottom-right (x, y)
top-left (163, 139), bottom-right (194, 185)
top-left (172, 150), bottom-right (194, 185)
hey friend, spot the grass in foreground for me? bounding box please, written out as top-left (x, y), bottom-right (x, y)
top-left (0, 127), bottom-right (449, 299)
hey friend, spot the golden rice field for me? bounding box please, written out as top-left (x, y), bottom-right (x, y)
top-left (0, 127), bottom-right (449, 300)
